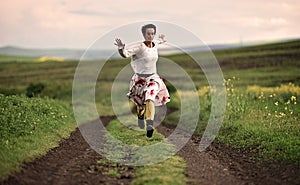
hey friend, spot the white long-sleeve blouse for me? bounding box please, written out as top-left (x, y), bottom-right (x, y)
top-left (118, 39), bottom-right (165, 74)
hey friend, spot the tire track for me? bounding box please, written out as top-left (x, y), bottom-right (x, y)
top-left (156, 123), bottom-right (300, 185)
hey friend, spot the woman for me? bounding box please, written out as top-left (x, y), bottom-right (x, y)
top-left (114, 23), bottom-right (170, 138)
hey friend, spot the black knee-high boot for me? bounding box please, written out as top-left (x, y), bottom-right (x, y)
top-left (146, 119), bottom-right (154, 138)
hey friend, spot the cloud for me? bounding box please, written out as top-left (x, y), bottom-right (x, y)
top-left (237, 17), bottom-right (288, 28)
top-left (68, 9), bottom-right (111, 17)
top-left (0, 0), bottom-right (299, 48)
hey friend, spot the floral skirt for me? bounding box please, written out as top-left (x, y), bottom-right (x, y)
top-left (127, 73), bottom-right (170, 107)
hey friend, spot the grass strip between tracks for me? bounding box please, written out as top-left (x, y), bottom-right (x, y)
top-left (103, 116), bottom-right (187, 185)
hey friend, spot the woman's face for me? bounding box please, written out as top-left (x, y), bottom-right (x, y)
top-left (143, 28), bottom-right (155, 41)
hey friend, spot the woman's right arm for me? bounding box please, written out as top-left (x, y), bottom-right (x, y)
top-left (114, 38), bottom-right (141, 58)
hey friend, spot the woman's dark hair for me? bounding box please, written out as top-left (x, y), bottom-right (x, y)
top-left (141, 24), bottom-right (156, 35)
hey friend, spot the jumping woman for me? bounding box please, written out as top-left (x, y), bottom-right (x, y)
top-left (114, 23), bottom-right (170, 138)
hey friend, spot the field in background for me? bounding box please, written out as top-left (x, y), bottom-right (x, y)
top-left (0, 39), bottom-right (299, 180)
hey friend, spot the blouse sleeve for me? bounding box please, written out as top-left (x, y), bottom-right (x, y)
top-left (118, 42), bottom-right (142, 58)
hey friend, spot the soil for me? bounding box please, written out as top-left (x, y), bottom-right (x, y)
top-left (1, 115), bottom-right (300, 185)
top-left (157, 123), bottom-right (300, 185)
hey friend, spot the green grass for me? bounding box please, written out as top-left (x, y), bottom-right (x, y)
top-left (132, 156), bottom-right (186, 185)
top-left (218, 80), bottom-right (300, 164)
top-left (0, 94), bottom-right (76, 179)
top-left (103, 169), bottom-right (121, 178)
top-left (0, 54), bottom-right (38, 63)
top-left (102, 116), bottom-right (187, 185)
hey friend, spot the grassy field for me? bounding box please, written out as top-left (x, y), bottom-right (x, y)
top-left (166, 40), bottom-right (300, 164)
top-left (0, 39), bottom-right (299, 180)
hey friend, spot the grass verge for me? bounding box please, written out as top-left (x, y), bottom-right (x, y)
top-left (0, 94), bottom-right (76, 180)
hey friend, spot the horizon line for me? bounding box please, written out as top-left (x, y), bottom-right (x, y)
top-left (0, 37), bottom-right (299, 51)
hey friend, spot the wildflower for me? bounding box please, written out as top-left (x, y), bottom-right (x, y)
top-left (275, 101), bottom-right (279, 106)
top-left (258, 92), bottom-right (264, 99)
top-left (284, 107), bottom-right (287, 110)
top-left (265, 106), bottom-right (268, 109)
top-left (279, 112), bottom-right (286, 117)
top-left (269, 94), bottom-right (273, 98)
top-left (291, 96), bottom-right (296, 101)
top-left (286, 100), bottom-right (290, 105)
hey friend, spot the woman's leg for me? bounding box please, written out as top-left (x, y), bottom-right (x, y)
top-left (145, 99), bottom-right (155, 137)
top-left (137, 105), bottom-right (145, 117)
top-left (137, 105), bottom-right (145, 129)
top-left (145, 99), bottom-right (155, 120)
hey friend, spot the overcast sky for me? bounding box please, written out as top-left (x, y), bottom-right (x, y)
top-left (0, 0), bottom-right (299, 49)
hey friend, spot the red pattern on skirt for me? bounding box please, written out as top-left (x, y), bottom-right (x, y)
top-left (127, 74), bottom-right (170, 106)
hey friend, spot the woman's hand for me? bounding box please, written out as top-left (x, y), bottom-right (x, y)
top-left (114, 38), bottom-right (125, 47)
top-left (158, 34), bottom-right (166, 42)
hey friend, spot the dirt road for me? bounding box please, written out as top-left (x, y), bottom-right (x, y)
top-left (1, 116), bottom-right (299, 185)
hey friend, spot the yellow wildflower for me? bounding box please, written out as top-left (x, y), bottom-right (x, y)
top-left (279, 112), bottom-right (286, 117)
